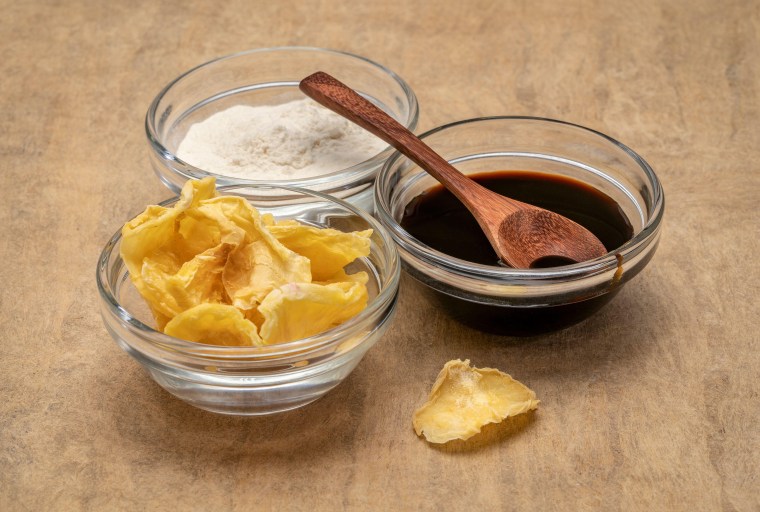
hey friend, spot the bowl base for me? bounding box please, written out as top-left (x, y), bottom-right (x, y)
top-left (410, 276), bottom-right (618, 336)
top-left (146, 367), bottom-right (347, 416)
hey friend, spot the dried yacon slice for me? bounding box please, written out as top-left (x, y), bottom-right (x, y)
top-left (177, 209), bottom-right (237, 257)
top-left (120, 177), bottom-right (372, 347)
top-left (194, 196), bottom-right (261, 244)
top-left (164, 303), bottom-right (263, 347)
top-left (139, 242), bottom-right (235, 319)
top-left (260, 213), bottom-right (276, 227)
top-left (315, 269), bottom-right (369, 286)
top-left (175, 175), bottom-right (219, 210)
top-left (268, 223), bottom-right (372, 281)
top-left (121, 204), bottom-right (180, 279)
top-left (413, 359), bottom-right (539, 444)
top-left (258, 281), bottom-right (368, 344)
top-left (189, 196), bottom-right (312, 310)
top-left (222, 238), bottom-right (311, 311)
top-left (243, 306), bottom-right (265, 329)
top-left (121, 177), bottom-right (218, 271)
top-left (121, 177), bottom-right (221, 298)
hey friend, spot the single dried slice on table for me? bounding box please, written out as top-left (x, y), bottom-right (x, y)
top-left (413, 359), bottom-right (539, 444)
top-left (164, 303), bottom-right (263, 346)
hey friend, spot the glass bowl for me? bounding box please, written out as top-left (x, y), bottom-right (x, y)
top-left (97, 185), bottom-right (400, 415)
top-left (146, 46), bottom-right (418, 212)
top-left (374, 117), bottom-right (664, 336)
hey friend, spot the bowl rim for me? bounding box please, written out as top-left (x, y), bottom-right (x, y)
top-left (374, 115), bottom-right (665, 283)
top-left (96, 183), bottom-right (401, 359)
top-left (145, 46), bottom-right (419, 189)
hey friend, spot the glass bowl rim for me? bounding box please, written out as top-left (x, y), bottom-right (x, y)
top-left (374, 115), bottom-right (665, 281)
top-left (96, 183), bottom-right (401, 359)
top-left (145, 46), bottom-right (420, 189)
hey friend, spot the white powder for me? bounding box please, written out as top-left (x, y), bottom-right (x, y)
top-left (176, 99), bottom-right (387, 180)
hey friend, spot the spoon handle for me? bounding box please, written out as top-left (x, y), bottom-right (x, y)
top-left (299, 72), bottom-right (517, 213)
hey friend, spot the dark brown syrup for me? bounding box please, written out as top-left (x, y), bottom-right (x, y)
top-left (399, 171), bottom-right (634, 335)
top-left (401, 171), bottom-right (632, 266)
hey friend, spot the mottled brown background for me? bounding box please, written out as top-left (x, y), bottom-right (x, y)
top-left (1, 0), bottom-right (757, 510)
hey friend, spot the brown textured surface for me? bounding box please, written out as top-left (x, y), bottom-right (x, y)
top-left (1, 0), bottom-right (758, 510)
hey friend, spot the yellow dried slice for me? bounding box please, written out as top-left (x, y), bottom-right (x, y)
top-left (258, 281), bottom-right (368, 344)
top-left (121, 204), bottom-right (180, 280)
top-left (194, 196), bottom-right (261, 243)
top-left (260, 213), bottom-right (276, 227)
top-left (413, 359), bottom-right (539, 444)
top-left (176, 210), bottom-right (230, 256)
top-left (315, 269), bottom-right (369, 286)
top-left (121, 175), bottom-right (216, 264)
top-left (188, 195), bottom-right (312, 310)
top-left (164, 303), bottom-right (263, 346)
top-left (243, 306), bottom-right (265, 329)
top-left (148, 304), bottom-right (172, 332)
top-left (175, 175), bottom-right (218, 210)
top-left (222, 238), bottom-right (311, 311)
top-left (121, 177), bottom-right (222, 300)
top-left (120, 177), bottom-right (373, 347)
top-left (268, 223), bottom-right (372, 281)
top-left (139, 242), bottom-right (235, 319)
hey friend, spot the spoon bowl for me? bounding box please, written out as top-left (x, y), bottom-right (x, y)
top-left (299, 71), bottom-right (607, 268)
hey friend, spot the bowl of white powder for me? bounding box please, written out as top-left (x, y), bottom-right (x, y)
top-left (146, 47), bottom-right (418, 212)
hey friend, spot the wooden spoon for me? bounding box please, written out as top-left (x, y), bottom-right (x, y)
top-left (299, 71), bottom-right (608, 269)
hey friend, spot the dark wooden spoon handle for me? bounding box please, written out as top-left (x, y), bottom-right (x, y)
top-left (299, 72), bottom-right (519, 214)
top-left (300, 71), bottom-right (608, 268)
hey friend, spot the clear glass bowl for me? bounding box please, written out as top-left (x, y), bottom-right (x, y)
top-left (374, 117), bottom-right (664, 336)
top-left (97, 185), bottom-right (400, 415)
top-left (146, 47), bottom-right (418, 212)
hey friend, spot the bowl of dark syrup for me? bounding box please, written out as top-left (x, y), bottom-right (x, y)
top-left (374, 117), bottom-right (664, 336)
